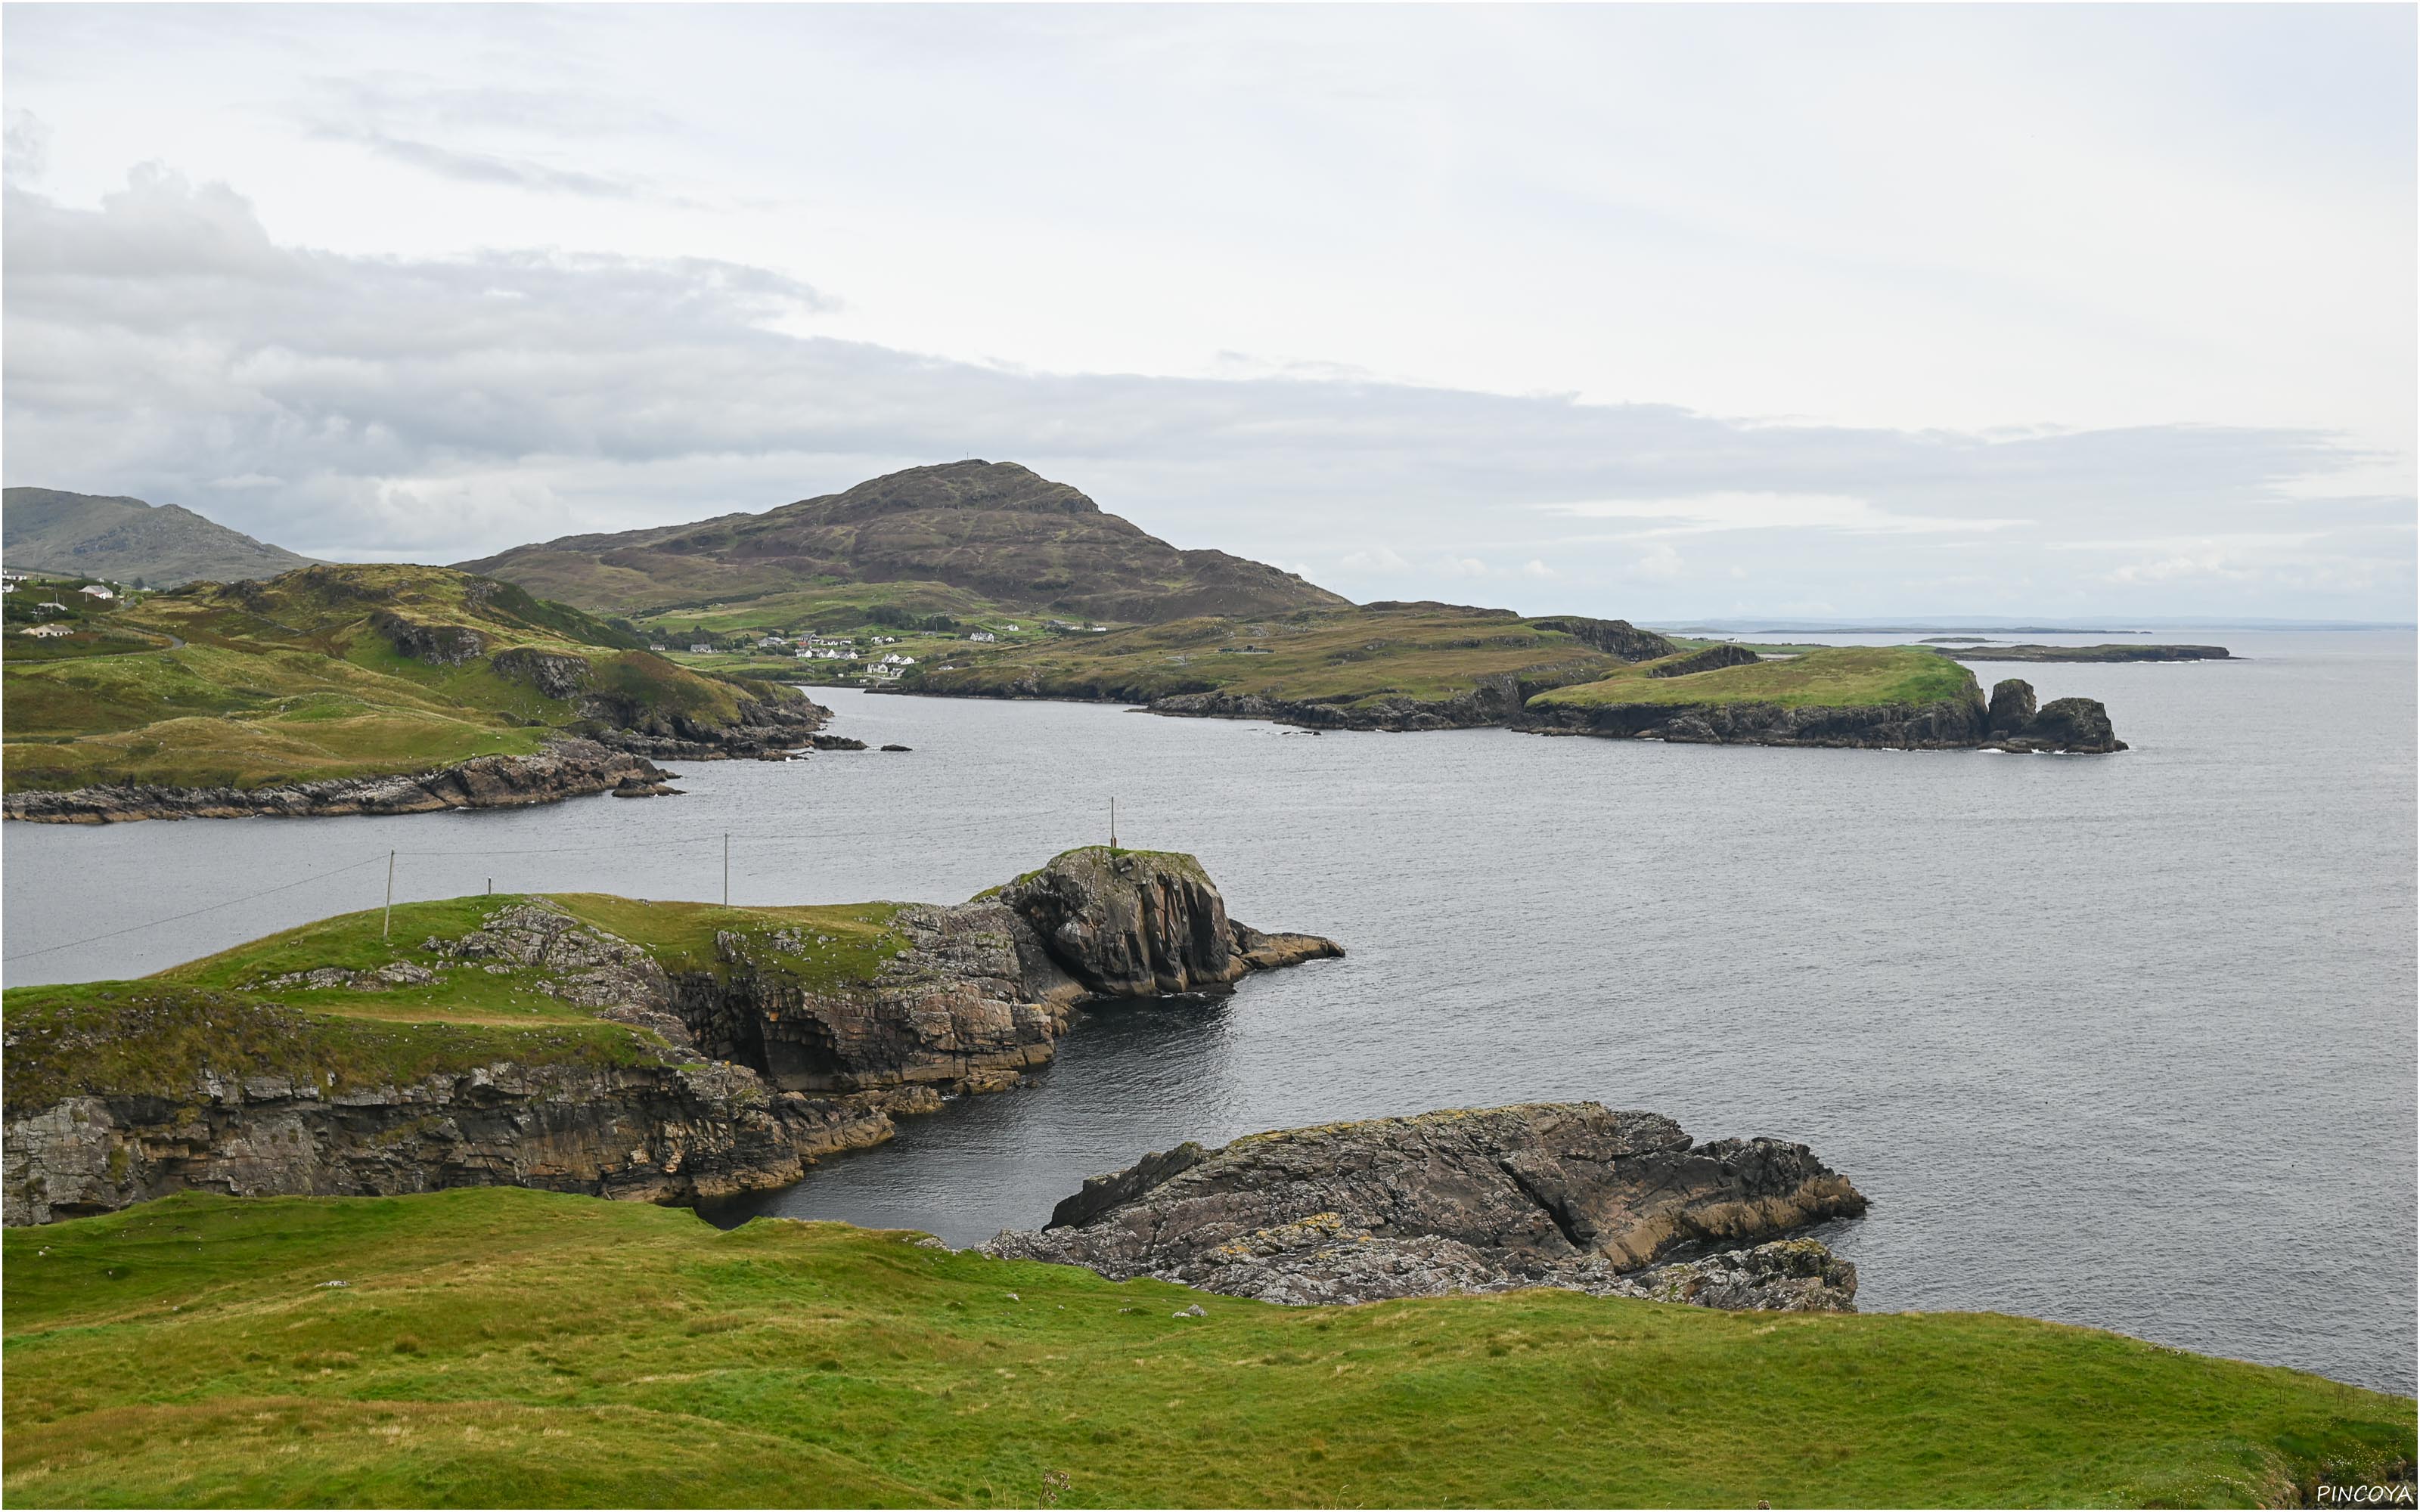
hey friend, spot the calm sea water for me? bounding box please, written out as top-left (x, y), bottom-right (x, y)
top-left (5, 631), bottom-right (2413, 1393)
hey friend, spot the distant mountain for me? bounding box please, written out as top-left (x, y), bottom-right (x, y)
top-left (2, 488), bottom-right (318, 587)
top-left (455, 460), bottom-right (1351, 621)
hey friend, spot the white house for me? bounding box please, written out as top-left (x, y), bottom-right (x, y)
top-left (862, 663), bottom-right (902, 682)
top-left (755, 635), bottom-right (787, 649)
top-left (967, 631), bottom-right (996, 643)
top-left (80, 584), bottom-right (116, 600)
top-left (689, 643), bottom-right (714, 654)
top-left (1, 581), bottom-right (15, 594)
top-left (35, 600), bottom-right (68, 612)
top-left (1002, 623), bottom-right (1020, 632)
top-left (880, 652), bottom-right (917, 667)
top-left (23, 623), bottom-right (72, 638)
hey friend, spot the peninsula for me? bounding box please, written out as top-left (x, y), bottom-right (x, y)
top-left (3, 847), bottom-right (1339, 1225)
top-left (2, 562), bottom-right (824, 821)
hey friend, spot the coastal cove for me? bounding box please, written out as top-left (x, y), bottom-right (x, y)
top-left (5, 630), bottom-right (2413, 1395)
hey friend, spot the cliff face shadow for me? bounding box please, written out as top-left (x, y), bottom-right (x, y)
top-left (699, 990), bottom-right (1245, 1244)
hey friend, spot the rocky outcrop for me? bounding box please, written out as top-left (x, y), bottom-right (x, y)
top-left (1516, 695), bottom-right (1993, 749)
top-left (492, 646), bottom-right (592, 699)
top-left (2, 739), bottom-right (675, 824)
top-left (1986, 677), bottom-right (2038, 737)
top-left (1647, 643), bottom-right (1761, 678)
top-left (985, 1103), bottom-right (1867, 1312)
top-left (1984, 680), bottom-right (2128, 753)
top-left (1145, 670), bottom-right (1595, 733)
top-left (683, 849), bottom-right (1342, 1092)
top-left (583, 693), bottom-right (829, 761)
top-left (3, 850), bottom-right (1342, 1224)
top-left (2, 1061), bottom-right (911, 1227)
top-left (1525, 616), bottom-right (1680, 662)
top-left (371, 612), bottom-right (486, 668)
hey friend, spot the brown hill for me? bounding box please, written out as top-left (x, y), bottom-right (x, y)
top-left (455, 460), bottom-right (1351, 621)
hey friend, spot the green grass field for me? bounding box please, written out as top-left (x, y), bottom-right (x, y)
top-left (2, 564), bottom-right (769, 792)
top-left (4, 1188), bottom-right (2409, 1508)
top-left (4, 891), bottom-right (926, 1110)
top-left (1530, 646), bottom-right (1980, 711)
top-left (914, 606), bottom-right (1624, 711)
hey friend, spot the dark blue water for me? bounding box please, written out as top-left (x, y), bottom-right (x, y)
top-left (6, 631), bottom-right (2412, 1393)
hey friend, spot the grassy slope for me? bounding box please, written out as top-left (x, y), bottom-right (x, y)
top-left (4, 1188), bottom-right (2410, 1509)
top-left (1530, 646), bottom-right (1980, 711)
top-left (2, 565), bottom-right (762, 792)
top-left (3, 894), bottom-right (917, 1110)
top-left (914, 606), bottom-right (1624, 710)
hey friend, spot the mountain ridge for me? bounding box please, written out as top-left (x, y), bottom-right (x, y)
top-left (2, 487), bottom-right (319, 587)
top-left (455, 459), bottom-right (1351, 621)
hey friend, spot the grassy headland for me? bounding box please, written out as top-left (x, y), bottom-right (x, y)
top-left (4, 1187), bottom-right (2409, 1507)
top-left (2, 563), bottom-right (783, 792)
top-left (4, 893), bottom-right (920, 1108)
top-left (911, 603), bottom-right (1648, 712)
top-left (1531, 645), bottom-right (1981, 711)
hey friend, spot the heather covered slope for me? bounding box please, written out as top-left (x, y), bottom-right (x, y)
top-left (2, 487), bottom-right (317, 586)
top-left (455, 459), bottom-right (1350, 622)
top-left (2, 562), bottom-right (817, 794)
top-left (2, 1188), bottom-right (2409, 1507)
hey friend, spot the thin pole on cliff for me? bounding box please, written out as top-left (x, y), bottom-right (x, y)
top-left (383, 850), bottom-right (395, 939)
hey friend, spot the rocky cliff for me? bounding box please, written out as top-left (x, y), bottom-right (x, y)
top-left (1, 739), bottom-right (678, 824)
top-left (986, 1102), bottom-right (1868, 1312)
top-left (1516, 677), bottom-right (2126, 754)
top-left (3, 849), bottom-right (1341, 1224)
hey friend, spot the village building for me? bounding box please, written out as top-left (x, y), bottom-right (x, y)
top-left (689, 643), bottom-right (714, 654)
top-left (23, 623), bottom-right (72, 638)
top-left (967, 630), bottom-right (996, 642)
top-left (79, 584), bottom-right (116, 600)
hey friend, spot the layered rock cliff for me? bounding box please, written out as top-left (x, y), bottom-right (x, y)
top-left (1, 739), bottom-right (678, 824)
top-left (1515, 694), bottom-right (1995, 748)
top-left (3, 849), bottom-right (1342, 1224)
top-left (986, 1102), bottom-right (1868, 1312)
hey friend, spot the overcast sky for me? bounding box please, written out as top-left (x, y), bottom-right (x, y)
top-left (4, 4), bottom-right (2412, 621)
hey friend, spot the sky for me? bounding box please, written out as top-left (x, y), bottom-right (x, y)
top-left (2, 3), bottom-right (2412, 622)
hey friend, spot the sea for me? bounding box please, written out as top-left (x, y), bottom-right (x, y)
top-left (5, 630), bottom-right (2413, 1394)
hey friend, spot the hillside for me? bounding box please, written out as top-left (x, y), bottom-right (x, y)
top-left (1, 562), bottom-right (818, 797)
top-left (5, 1187), bottom-right (2410, 1507)
top-left (910, 601), bottom-right (1677, 729)
top-left (2, 487), bottom-right (317, 586)
top-left (455, 459), bottom-right (1351, 623)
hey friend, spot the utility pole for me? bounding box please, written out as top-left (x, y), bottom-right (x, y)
top-left (1109, 796), bottom-right (1118, 850)
top-left (383, 850), bottom-right (396, 939)
top-left (724, 832), bottom-right (731, 906)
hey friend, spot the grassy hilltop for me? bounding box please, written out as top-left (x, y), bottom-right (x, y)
top-left (3, 1188), bottom-right (2410, 1508)
top-left (1, 563), bottom-right (783, 792)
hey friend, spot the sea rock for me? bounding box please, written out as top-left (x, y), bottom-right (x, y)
top-left (1982, 680), bottom-right (2128, 754)
top-left (1986, 678), bottom-right (2037, 736)
top-left (984, 1103), bottom-right (1866, 1312)
top-left (2, 739), bottom-right (675, 824)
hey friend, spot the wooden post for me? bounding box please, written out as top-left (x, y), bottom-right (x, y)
top-left (1109, 796), bottom-right (1118, 850)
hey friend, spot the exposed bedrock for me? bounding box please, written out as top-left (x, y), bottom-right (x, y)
top-left (2, 850), bottom-right (1342, 1223)
top-left (1647, 643), bottom-right (1762, 678)
top-left (1146, 668), bottom-right (1599, 733)
top-left (1516, 695), bottom-right (1993, 749)
top-left (582, 693), bottom-right (830, 761)
top-left (1, 739), bottom-right (675, 824)
top-left (678, 848), bottom-right (1342, 1092)
top-left (3, 1063), bottom-right (909, 1227)
top-left (1984, 679), bottom-right (2128, 754)
top-left (985, 1102), bottom-right (1868, 1312)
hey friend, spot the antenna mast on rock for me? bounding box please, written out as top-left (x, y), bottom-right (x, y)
top-left (1109, 795), bottom-right (1118, 850)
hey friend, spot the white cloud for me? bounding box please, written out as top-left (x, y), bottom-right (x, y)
top-left (1627, 544), bottom-right (1686, 581)
top-left (1521, 559), bottom-right (1556, 578)
top-left (1539, 492), bottom-right (2030, 538)
top-left (1341, 544), bottom-right (1410, 573)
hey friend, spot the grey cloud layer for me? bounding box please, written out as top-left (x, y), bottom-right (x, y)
top-left (3, 169), bottom-right (2405, 616)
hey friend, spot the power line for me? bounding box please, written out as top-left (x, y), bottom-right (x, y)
top-left (1, 854), bottom-right (389, 964)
